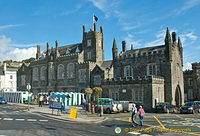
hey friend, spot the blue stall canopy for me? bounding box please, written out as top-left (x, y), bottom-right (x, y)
top-left (50, 94), bottom-right (70, 98)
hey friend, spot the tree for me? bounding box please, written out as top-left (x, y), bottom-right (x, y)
top-left (22, 57), bottom-right (35, 63)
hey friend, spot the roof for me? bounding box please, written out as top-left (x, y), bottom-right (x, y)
top-left (122, 45), bottom-right (165, 56)
top-left (101, 60), bottom-right (112, 70)
top-left (41, 43), bottom-right (82, 57)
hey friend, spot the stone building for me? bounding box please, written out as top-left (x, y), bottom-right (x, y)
top-left (184, 63), bottom-right (200, 101)
top-left (17, 23), bottom-right (113, 94)
top-left (102, 28), bottom-right (184, 111)
top-left (17, 24), bottom-right (184, 111)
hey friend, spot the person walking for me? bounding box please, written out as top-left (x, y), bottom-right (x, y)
top-left (138, 105), bottom-right (145, 126)
top-left (39, 95), bottom-right (43, 107)
top-left (131, 104), bottom-right (138, 127)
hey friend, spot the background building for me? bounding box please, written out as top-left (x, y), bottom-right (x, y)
top-left (0, 63), bottom-right (17, 92)
top-left (184, 63), bottom-right (200, 101)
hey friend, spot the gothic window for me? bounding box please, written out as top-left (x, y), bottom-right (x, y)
top-left (188, 89), bottom-right (193, 100)
top-left (124, 65), bottom-right (132, 77)
top-left (87, 39), bottom-right (91, 46)
top-left (33, 68), bottom-right (39, 81)
top-left (40, 66), bottom-right (46, 81)
top-left (66, 49), bottom-right (70, 54)
top-left (22, 66), bottom-right (25, 71)
top-left (94, 75), bottom-right (101, 85)
top-left (48, 66), bottom-right (55, 79)
top-left (147, 63), bottom-right (157, 76)
top-left (21, 75), bottom-right (26, 86)
top-left (67, 63), bottom-right (74, 78)
top-left (79, 69), bottom-right (86, 83)
top-left (10, 75), bottom-right (13, 79)
top-left (58, 64), bottom-right (65, 79)
top-left (188, 78), bottom-right (193, 86)
top-left (87, 52), bottom-right (91, 59)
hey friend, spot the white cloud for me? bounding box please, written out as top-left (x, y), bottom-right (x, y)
top-left (180, 31), bottom-right (197, 46)
top-left (0, 35), bottom-right (37, 61)
top-left (174, 0), bottom-right (200, 15)
top-left (5, 47), bottom-right (37, 61)
top-left (0, 24), bottom-right (23, 30)
top-left (124, 33), bottom-right (141, 49)
top-left (145, 28), bottom-right (177, 47)
top-left (183, 62), bottom-right (192, 71)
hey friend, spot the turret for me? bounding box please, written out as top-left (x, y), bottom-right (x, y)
top-left (94, 23), bottom-right (97, 32)
top-left (55, 40), bottom-right (59, 58)
top-left (46, 42), bottom-right (50, 56)
top-left (131, 44), bottom-right (133, 50)
top-left (112, 38), bottom-right (118, 60)
top-left (172, 32), bottom-right (176, 44)
top-left (165, 27), bottom-right (172, 62)
top-left (122, 41), bottom-right (126, 52)
top-left (178, 37), bottom-right (183, 66)
top-left (36, 45), bottom-right (41, 59)
top-left (100, 26), bottom-right (103, 33)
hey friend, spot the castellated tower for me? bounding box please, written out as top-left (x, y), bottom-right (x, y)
top-left (82, 23), bottom-right (104, 64)
top-left (164, 28), bottom-right (184, 106)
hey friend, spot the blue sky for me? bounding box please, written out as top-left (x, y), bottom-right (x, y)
top-left (0, 0), bottom-right (199, 70)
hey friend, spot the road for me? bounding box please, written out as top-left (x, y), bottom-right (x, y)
top-left (1, 104), bottom-right (200, 136)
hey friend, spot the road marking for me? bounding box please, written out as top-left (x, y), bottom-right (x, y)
top-left (27, 119), bottom-right (37, 121)
top-left (39, 119), bottom-right (48, 122)
top-left (153, 116), bottom-right (165, 129)
top-left (175, 115), bottom-right (182, 119)
top-left (3, 118), bottom-right (13, 120)
top-left (15, 119), bottom-right (25, 121)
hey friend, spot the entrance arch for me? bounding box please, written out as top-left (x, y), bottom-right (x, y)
top-left (175, 85), bottom-right (182, 107)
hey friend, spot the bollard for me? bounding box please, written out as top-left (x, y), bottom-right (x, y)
top-left (100, 105), bottom-right (103, 117)
top-left (88, 103), bottom-right (91, 112)
top-left (92, 104), bottom-right (95, 114)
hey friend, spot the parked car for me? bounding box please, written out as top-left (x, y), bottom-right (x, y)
top-left (180, 101), bottom-right (200, 114)
top-left (95, 98), bottom-right (119, 114)
top-left (114, 101), bottom-right (135, 112)
top-left (154, 102), bottom-right (177, 113)
top-left (0, 96), bottom-right (7, 104)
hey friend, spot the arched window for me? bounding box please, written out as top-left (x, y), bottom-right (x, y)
top-left (58, 64), bottom-right (64, 79)
top-left (67, 63), bottom-right (74, 78)
top-left (48, 66), bottom-right (55, 79)
top-left (40, 66), bottom-right (46, 80)
top-left (33, 68), bottom-right (39, 81)
top-left (124, 65), bottom-right (133, 77)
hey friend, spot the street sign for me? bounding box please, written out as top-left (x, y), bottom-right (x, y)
top-left (26, 83), bottom-right (31, 90)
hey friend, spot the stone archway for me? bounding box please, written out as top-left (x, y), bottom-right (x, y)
top-left (175, 85), bottom-right (182, 107)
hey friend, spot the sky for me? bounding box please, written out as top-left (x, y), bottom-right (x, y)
top-left (0, 0), bottom-right (199, 70)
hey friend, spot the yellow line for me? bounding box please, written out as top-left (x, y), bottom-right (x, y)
top-left (153, 116), bottom-right (165, 129)
top-left (175, 115), bottom-right (183, 119)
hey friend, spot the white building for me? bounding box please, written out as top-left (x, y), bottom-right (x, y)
top-left (0, 63), bottom-right (17, 92)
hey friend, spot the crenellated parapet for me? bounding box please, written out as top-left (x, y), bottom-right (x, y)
top-left (103, 75), bottom-right (164, 84)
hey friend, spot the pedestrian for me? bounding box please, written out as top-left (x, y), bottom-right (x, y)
top-left (39, 95), bottom-right (43, 107)
top-left (131, 104), bottom-right (138, 127)
top-left (138, 105), bottom-right (145, 126)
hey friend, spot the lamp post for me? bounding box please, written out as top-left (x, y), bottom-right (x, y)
top-left (26, 83), bottom-right (31, 111)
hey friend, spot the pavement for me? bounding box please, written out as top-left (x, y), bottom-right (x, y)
top-left (8, 102), bottom-right (108, 124)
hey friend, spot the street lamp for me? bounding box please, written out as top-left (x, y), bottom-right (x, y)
top-left (26, 83), bottom-right (31, 111)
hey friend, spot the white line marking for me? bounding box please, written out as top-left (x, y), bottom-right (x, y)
top-left (3, 118), bottom-right (13, 120)
top-left (27, 119), bottom-right (37, 121)
top-left (39, 120), bottom-right (48, 122)
top-left (15, 119), bottom-right (25, 121)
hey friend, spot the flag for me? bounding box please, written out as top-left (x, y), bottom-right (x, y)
top-left (93, 14), bottom-right (98, 22)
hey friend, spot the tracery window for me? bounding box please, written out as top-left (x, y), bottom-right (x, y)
top-left (33, 68), bottom-right (39, 81)
top-left (67, 63), bottom-right (74, 78)
top-left (40, 66), bottom-right (46, 80)
top-left (58, 64), bottom-right (65, 79)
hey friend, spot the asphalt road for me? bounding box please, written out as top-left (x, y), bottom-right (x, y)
top-left (1, 104), bottom-right (200, 136)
